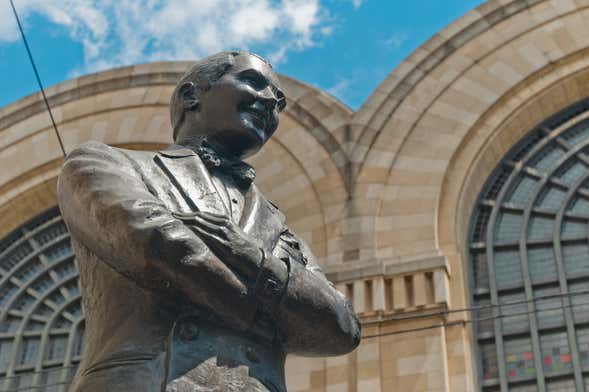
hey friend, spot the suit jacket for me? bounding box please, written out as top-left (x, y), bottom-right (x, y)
top-left (57, 141), bottom-right (360, 391)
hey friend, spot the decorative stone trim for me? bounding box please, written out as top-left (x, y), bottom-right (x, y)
top-left (335, 266), bottom-right (451, 316)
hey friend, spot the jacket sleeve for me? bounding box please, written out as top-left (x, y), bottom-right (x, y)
top-left (270, 232), bottom-right (361, 355)
top-left (57, 141), bottom-right (257, 330)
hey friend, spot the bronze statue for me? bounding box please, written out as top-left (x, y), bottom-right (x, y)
top-left (57, 51), bottom-right (361, 392)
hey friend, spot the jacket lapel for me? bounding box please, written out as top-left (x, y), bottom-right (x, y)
top-left (240, 185), bottom-right (286, 251)
top-left (155, 147), bottom-right (285, 251)
top-left (154, 148), bottom-right (227, 215)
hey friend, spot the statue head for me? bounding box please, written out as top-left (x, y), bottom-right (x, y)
top-left (170, 51), bottom-right (286, 159)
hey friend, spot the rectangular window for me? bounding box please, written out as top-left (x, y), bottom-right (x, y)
top-left (500, 292), bottom-right (529, 334)
top-left (480, 341), bottom-right (499, 381)
top-left (495, 213), bottom-right (522, 243)
top-left (535, 286), bottom-right (565, 330)
top-left (508, 176), bottom-right (538, 205)
top-left (540, 332), bottom-right (572, 375)
top-left (494, 250), bottom-right (523, 289)
top-left (473, 251), bottom-right (490, 290)
top-left (537, 187), bottom-right (566, 211)
top-left (528, 216), bottom-right (554, 241)
top-left (527, 246), bottom-right (557, 284)
top-left (504, 337), bottom-right (535, 381)
top-left (562, 243), bottom-right (589, 277)
top-left (569, 281), bottom-right (589, 324)
top-left (576, 327), bottom-right (589, 370)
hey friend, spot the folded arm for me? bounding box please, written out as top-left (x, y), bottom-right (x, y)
top-left (272, 234), bottom-right (361, 355)
top-left (57, 141), bottom-right (258, 330)
top-left (181, 211), bottom-right (361, 355)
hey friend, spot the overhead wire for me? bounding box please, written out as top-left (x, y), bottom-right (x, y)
top-left (0, 297), bottom-right (588, 389)
top-left (363, 288), bottom-right (589, 324)
top-left (9, 0), bottom-right (66, 157)
top-left (363, 296), bottom-right (589, 339)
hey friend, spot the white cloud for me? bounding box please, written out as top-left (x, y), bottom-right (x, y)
top-left (385, 32), bottom-right (408, 49)
top-left (1, 0), bottom-right (330, 74)
top-left (352, 0), bottom-right (363, 9)
top-left (326, 78), bottom-right (350, 101)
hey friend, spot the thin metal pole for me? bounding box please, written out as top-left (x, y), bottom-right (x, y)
top-left (9, 0), bottom-right (66, 157)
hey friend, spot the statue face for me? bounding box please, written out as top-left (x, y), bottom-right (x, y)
top-left (182, 54), bottom-right (285, 159)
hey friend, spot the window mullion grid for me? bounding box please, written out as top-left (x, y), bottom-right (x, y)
top-left (553, 172), bottom-right (589, 391)
top-left (529, 145), bottom-right (589, 390)
top-left (519, 178), bottom-right (547, 391)
top-left (486, 200), bottom-right (509, 391)
top-left (0, 226), bottom-right (29, 392)
top-left (485, 162), bottom-right (526, 391)
top-left (25, 231), bottom-right (73, 308)
top-left (57, 318), bottom-right (82, 392)
top-left (32, 295), bottom-right (81, 388)
top-left (2, 274), bottom-right (78, 390)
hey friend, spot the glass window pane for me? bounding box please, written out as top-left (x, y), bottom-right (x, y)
top-left (569, 281), bottom-right (589, 324)
top-left (15, 373), bottom-right (34, 389)
top-left (494, 250), bottom-right (523, 289)
top-left (534, 286), bottom-right (565, 329)
top-left (530, 144), bottom-right (565, 172)
top-left (508, 176), bottom-right (538, 205)
top-left (576, 327), bottom-right (589, 370)
top-left (476, 297), bottom-right (494, 336)
top-left (527, 247), bottom-right (557, 284)
top-left (500, 292), bottom-right (529, 334)
top-left (480, 341), bottom-right (499, 381)
top-left (528, 216), bottom-right (554, 241)
top-left (1, 242), bottom-right (33, 271)
top-left (562, 243), bottom-right (589, 277)
top-left (19, 337), bottom-right (40, 366)
top-left (45, 240), bottom-right (73, 263)
top-left (557, 160), bottom-right (587, 185)
top-left (511, 383), bottom-right (539, 392)
top-left (473, 252), bottom-right (489, 290)
top-left (537, 187), bottom-right (566, 210)
top-left (567, 196), bottom-right (589, 215)
top-left (495, 212), bottom-right (522, 243)
top-left (0, 341), bottom-right (13, 372)
top-left (546, 377), bottom-right (576, 392)
top-left (472, 207), bottom-right (491, 242)
top-left (34, 221), bottom-right (68, 246)
top-left (540, 332), bottom-right (572, 375)
top-left (561, 219), bottom-right (587, 238)
top-left (504, 337), bottom-right (536, 381)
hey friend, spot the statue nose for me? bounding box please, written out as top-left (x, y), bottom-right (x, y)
top-left (260, 95), bottom-right (278, 111)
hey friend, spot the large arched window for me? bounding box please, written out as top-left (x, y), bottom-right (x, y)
top-left (469, 100), bottom-right (589, 391)
top-left (0, 207), bottom-right (82, 391)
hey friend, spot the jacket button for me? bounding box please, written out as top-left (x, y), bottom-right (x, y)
top-left (177, 321), bottom-right (199, 341)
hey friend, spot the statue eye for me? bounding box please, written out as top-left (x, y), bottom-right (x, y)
top-left (239, 72), bottom-right (267, 90)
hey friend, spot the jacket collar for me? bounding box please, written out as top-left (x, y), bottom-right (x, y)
top-left (159, 144), bottom-right (197, 158)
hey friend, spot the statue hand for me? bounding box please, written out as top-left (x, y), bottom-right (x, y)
top-left (175, 211), bottom-right (263, 281)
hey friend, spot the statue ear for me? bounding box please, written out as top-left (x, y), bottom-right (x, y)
top-left (179, 82), bottom-right (199, 111)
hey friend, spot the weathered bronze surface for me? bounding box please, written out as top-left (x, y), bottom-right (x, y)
top-left (57, 51), bottom-right (361, 392)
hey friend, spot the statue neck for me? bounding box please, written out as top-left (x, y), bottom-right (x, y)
top-left (176, 135), bottom-right (237, 161)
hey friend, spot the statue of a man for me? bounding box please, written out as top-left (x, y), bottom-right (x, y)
top-left (57, 51), bottom-right (360, 392)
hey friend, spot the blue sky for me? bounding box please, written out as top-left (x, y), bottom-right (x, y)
top-left (0, 0), bottom-right (485, 111)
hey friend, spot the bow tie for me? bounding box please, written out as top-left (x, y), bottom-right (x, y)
top-left (195, 144), bottom-right (256, 189)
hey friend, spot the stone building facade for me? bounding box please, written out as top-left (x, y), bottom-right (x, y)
top-left (2, 0), bottom-right (589, 390)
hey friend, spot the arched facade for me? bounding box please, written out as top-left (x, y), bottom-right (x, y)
top-left (3, 0), bottom-right (589, 390)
